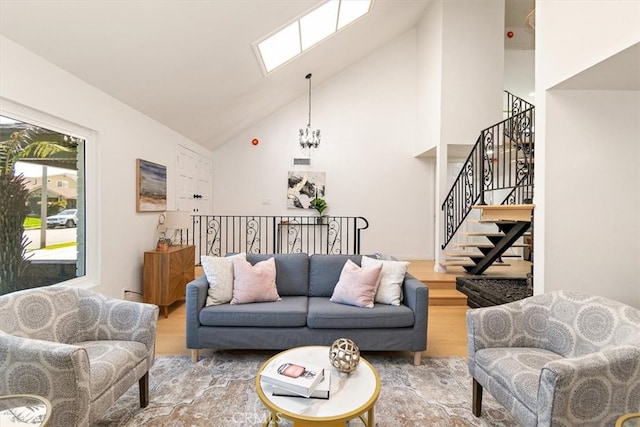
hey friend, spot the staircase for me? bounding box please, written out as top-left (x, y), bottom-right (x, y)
top-left (441, 91), bottom-right (534, 275)
top-left (445, 204), bottom-right (533, 274)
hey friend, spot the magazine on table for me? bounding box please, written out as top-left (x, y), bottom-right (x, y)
top-left (260, 357), bottom-right (325, 398)
top-left (272, 369), bottom-right (331, 399)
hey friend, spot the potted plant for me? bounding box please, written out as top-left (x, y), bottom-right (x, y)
top-left (309, 197), bottom-right (328, 223)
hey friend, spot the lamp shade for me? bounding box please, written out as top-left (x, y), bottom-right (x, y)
top-left (163, 210), bottom-right (191, 230)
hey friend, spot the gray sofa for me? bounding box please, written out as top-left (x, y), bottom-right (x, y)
top-left (186, 253), bottom-right (429, 365)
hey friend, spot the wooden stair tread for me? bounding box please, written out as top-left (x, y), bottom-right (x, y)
top-left (454, 243), bottom-right (530, 248)
top-left (476, 219), bottom-right (518, 224)
top-left (463, 232), bottom-right (505, 237)
top-left (444, 250), bottom-right (522, 258)
top-left (472, 204), bottom-right (534, 210)
top-left (422, 280), bottom-right (457, 290)
top-left (429, 288), bottom-right (467, 306)
top-left (442, 260), bottom-right (511, 267)
top-left (472, 204), bottom-right (534, 222)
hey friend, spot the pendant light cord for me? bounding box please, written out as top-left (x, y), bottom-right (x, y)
top-left (306, 73), bottom-right (312, 127)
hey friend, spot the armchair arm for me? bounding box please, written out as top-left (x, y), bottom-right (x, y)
top-left (402, 273), bottom-right (429, 351)
top-left (186, 275), bottom-right (209, 349)
top-left (80, 291), bottom-right (159, 351)
top-left (467, 294), bottom-right (551, 356)
top-left (0, 333), bottom-right (91, 426)
top-left (538, 346), bottom-right (640, 427)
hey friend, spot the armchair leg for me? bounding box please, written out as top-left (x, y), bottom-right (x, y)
top-left (139, 372), bottom-right (149, 408)
top-left (191, 349), bottom-right (199, 363)
top-left (472, 378), bottom-right (482, 417)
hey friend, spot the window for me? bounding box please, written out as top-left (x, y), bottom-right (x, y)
top-left (0, 110), bottom-right (89, 295)
top-left (255, 0), bottom-right (372, 74)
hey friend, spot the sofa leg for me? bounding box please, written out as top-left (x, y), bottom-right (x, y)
top-left (139, 372), bottom-right (149, 408)
top-left (191, 349), bottom-right (199, 363)
top-left (472, 378), bottom-right (482, 417)
top-left (413, 352), bottom-right (422, 366)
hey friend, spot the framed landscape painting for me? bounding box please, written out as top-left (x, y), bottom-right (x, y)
top-left (136, 159), bottom-right (167, 212)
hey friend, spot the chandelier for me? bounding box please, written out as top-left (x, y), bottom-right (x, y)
top-left (299, 73), bottom-right (321, 152)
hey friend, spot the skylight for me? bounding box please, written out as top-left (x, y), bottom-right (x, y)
top-left (256, 0), bottom-right (373, 74)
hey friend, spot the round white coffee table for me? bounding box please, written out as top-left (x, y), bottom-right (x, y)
top-left (256, 346), bottom-right (380, 427)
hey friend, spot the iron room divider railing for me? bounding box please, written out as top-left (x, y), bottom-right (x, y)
top-left (184, 215), bottom-right (369, 262)
top-left (441, 91), bottom-right (535, 249)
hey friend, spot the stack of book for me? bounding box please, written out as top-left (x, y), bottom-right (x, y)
top-left (260, 356), bottom-right (331, 399)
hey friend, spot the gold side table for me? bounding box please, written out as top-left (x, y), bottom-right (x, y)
top-left (0, 394), bottom-right (51, 426)
top-left (617, 413), bottom-right (640, 427)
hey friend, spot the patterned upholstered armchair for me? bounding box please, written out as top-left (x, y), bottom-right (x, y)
top-left (467, 290), bottom-right (640, 427)
top-left (0, 286), bottom-right (159, 426)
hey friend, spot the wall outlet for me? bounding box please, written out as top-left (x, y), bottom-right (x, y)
top-left (123, 289), bottom-right (143, 302)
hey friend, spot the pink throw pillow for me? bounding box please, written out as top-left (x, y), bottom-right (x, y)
top-left (330, 259), bottom-right (383, 308)
top-left (231, 257), bottom-right (281, 304)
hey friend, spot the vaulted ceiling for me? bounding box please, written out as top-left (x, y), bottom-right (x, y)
top-left (0, 0), bottom-right (534, 151)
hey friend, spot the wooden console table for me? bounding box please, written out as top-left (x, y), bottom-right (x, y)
top-left (143, 245), bottom-right (195, 318)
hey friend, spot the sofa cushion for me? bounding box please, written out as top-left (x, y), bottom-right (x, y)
top-left (199, 296), bottom-right (308, 327)
top-left (246, 253), bottom-right (309, 296)
top-left (309, 254), bottom-right (362, 297)
top-left (231, 257), bottom-right (281, 304)
top-left (202, 253), bottom-right (245, 306)
top-left (362, 255), bottom-right (410, 306)
top-left (330, 259), bottom-right (383, 308)
top-left (307, 297), bottom-right (415, 329)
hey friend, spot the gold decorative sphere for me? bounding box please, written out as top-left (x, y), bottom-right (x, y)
top-left (329, 338), bottom-right (360, 373)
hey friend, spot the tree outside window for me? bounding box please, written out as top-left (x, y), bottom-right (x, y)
top-left (0, 115), bottom-right (84, 295)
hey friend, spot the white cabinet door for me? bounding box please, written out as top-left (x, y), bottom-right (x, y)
top-left (177, 146), bottom-right (212, 214)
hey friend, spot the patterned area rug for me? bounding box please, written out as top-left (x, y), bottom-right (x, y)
top-left (97, 351), bottom-right (517, 426)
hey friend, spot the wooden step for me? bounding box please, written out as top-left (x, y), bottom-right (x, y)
top-left (472, 204), bottom-right (534, 222)
top-left (420, 279), bottom-right (457, 290)
top-left (463, 232), bottom-right (505, 237)
top-left (454, 243), bottom-right (530, 248)
top-left (444, 250), bottom-right (522, 258)
top-left (463, 231), bottom-right (530, 238)
top-left (442, 260), bottom-right (511, 267)
top-left (428, 288), bottom-right (468, 306)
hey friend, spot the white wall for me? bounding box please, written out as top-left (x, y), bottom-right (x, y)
top-left (542, 91), bottom-right (640, 307)
top-left (537, 1), bottom-right (640, 90)
top-left (504, 50), bottom-right (535, 104)
top-left (415, 0), bottom-right (505, 154)
top-left (0, 35), bottom-right (210, 298)
top-left (416, 0), bottom-right (444, 155)
top-left (535, 1), bottom-right (640, 307)
top-left (212, 30), bottom-right (434, 259)
top-left (440, 0), bottom-right (505, 146)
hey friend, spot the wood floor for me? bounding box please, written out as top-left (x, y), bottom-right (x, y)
top-left (156, 260), bottom-right (531, 359)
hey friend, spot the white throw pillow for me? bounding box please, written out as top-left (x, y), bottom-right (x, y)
top-left (202, 253), bottom-right (246, 306)
top-left (362, 255), bottom-right (410, 306)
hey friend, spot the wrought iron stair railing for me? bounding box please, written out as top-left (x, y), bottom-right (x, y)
top-left (441, 91), bottom-right (534, 250)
